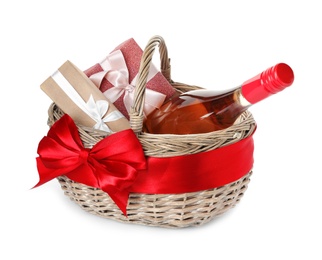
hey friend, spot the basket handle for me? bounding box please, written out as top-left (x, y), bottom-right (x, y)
top-left (129, 35), bottom-right (171, 133)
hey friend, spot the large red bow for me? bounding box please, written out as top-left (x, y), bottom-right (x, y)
top-left (35, 114), bottom-right (146, 215)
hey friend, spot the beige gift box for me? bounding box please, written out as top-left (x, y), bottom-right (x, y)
top-left (41, 61), bottom-right (130, 133)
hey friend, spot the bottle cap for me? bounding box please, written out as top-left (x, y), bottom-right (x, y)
top-left (241, 63), bottom-right (294, 104)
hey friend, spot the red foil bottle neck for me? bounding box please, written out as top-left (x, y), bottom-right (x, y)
top-left (241, 63), bottom-right (294, 104)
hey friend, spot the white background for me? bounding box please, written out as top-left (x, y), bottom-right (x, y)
top-left (1, 0), bottom-right (321, 259)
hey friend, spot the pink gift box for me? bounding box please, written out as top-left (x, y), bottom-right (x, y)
top-left (84, 38), bottom-right (176, 119)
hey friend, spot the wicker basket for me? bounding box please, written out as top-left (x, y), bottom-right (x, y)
top-left (47, 36), bottom-right (256, 228)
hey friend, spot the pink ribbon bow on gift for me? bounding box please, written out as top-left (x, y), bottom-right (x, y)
top-left (89, 50), bottom-right (166, 117)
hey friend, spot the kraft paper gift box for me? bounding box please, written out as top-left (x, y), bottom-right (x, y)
top-left (84, 38), bottom-right (176, 119)
top-left (41, 60), bottom-right (130, 133)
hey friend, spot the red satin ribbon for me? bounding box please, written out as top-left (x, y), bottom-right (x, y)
top-left (35, 114), bottom-right (146, 215)
top-left (35, 114), bottom-right (255, 215)
top-left (131, 134), bottom-right (254, 194)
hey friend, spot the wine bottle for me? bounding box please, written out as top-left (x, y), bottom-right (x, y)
top-left (144, 63), bottom-right (294, 134)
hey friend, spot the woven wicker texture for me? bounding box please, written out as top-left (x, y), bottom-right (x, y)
top-left (48, 36), bottom-right (256, 228)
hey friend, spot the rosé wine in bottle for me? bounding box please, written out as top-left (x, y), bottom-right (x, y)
top-left (144, 63), bottom-right (294, 134)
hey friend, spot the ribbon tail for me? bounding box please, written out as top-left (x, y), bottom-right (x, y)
top-left (123, 91), bottom-right (134, 116)
top-left (145, 88), bottom-right (166, 110)
top-left (107, 190), bottom-right (130, 217)
top-left (33, 157), bottom-right (63, 189)
top-left (103, 85), bottom-right (126, 104)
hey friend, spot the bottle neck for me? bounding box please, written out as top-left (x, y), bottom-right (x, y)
top-left (240, 63), bottom-right (294, 104)
top-left (235, 88), bottom-right (252, 107)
